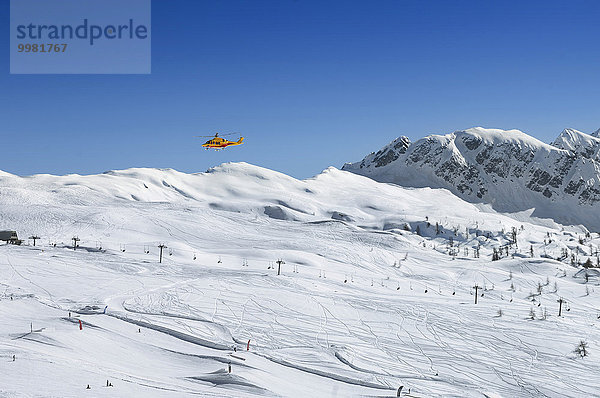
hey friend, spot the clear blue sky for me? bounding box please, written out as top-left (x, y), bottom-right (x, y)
top-left (2, 0), bottom-right (600, 178)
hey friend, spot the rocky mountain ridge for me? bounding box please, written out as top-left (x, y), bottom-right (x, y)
top-left (343, 127), bottom-right (600, 231)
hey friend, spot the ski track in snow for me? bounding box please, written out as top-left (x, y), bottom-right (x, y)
top-left (0, 163), bottom-right (599, 397)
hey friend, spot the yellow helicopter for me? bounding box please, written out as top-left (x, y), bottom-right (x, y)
top-left (197, 132), bottom-right (244, 150)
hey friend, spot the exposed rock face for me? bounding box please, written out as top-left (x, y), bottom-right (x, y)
top-left (343, 127), bottom-right (600, 231)
top-left (352, 136), bottom-right (411, 169)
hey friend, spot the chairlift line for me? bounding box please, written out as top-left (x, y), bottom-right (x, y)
top-left (35, 234), bottom-right (530, 303)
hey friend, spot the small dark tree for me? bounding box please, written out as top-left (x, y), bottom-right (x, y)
top-left (583, 258), bottom-right (593, 268)
top-left (511, 227), bottom-right (518, 247)
top-left (574, 341), bottom-right (588, 358)
top-left (492, 248), bottom-right (500, 261)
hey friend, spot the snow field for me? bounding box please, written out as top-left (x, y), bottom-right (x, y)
top-left (0, 163), bottom-right (598, 397)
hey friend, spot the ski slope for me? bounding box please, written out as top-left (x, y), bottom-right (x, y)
top-left (0, 163), bottom-right (599, 397)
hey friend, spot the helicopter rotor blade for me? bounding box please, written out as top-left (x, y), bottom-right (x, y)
top-left (195, 132), bottom-right (241, 138)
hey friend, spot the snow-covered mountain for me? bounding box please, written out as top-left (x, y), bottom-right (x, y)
top-left (343, 127), bottom-right (600, 231)
top-left (1, 163), bottom-right (599, 397)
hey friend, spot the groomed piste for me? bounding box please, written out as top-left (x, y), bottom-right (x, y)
top-left (0, 162), bottom-right (599, 397)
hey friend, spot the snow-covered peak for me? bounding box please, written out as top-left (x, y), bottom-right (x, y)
top-left (102, 167), bottom-right (181, 177)
top-left (205, 162), bottom-right (298, 182)
top-left (456, 127), bottom-right (557, 151)
top-left (551, 128), bottom-right (600, 154)
top-left (342, 136), bottom-right (411, 171)
top-left (592, 127), bottom-right (600, 138)
top-left (343, 127), bottom-right (600, 231)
